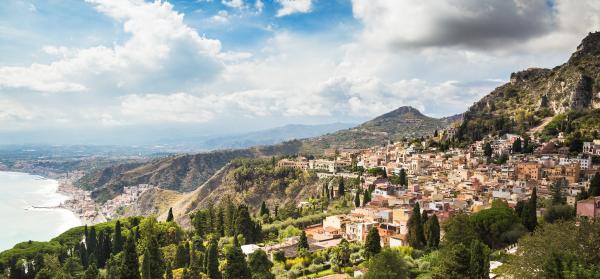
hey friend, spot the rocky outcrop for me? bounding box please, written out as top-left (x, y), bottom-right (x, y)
top-left (569, 74), bottom-right (594, 110)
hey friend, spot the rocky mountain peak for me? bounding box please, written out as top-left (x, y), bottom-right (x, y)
top-left (570, 31), bottom-right (600, 62)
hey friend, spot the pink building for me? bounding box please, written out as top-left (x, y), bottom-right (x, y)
top-left (576, 196), bottom-right (600, 218)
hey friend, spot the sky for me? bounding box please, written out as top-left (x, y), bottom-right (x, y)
top-left (0, 0), bottom-right (599, 145)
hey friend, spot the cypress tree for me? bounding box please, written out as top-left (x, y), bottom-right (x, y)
top-left (175, 243), bottom-right (189, 268)
top-left (399, 169), bottom-right (408, 187)
top-left (141, 237), bottom-right (163, 279)
top-left (189, 249), bottom-right (202, 277)
top-left (298, 231), bottom-right (309, 252)
top-left (248, 250), bottom-right (274, 279)
top-left (469, 240), bottom-right (490, 279)
top-left (329, 186), bottom-right (334, 200)
top-left (362, 189), bottom-right (371, 206)
top-left (222, 243), bottom-right (251, 279)
top-left (86, 226), bottom-right (97, 259)
top-left (522, 187), bottom-right (538, 232)
top-left (113, 220), bottom-right (124, 254)
top-left (235, 205), bottom-right (261, 243)
top-left (354, 190), bottom-right (361, 208)
top-left (205, 239), bottom-right (221, 279)
top-left (512, 138), bottom-right (522, 153)
top-left (216, 206), bottom-right (225, 237)
top-left (589, 172), bottom-right (600, 196)
top-left (364, 226), bottom-right (381, 259)
top-left (338, 178), bottom-right (345, 198)
top-left (166, 208), bottom-right (174, 222)
top-left (408, 203), bottom-right (425, 249)
top-left (259, 201), bottom-right (269, 217)
top-left (121, 235), bottom-right (140, 279)
top-left (425, 215), bottom-right (440, 249)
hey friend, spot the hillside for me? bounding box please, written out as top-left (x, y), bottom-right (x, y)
top-left (456, 32), bottom-right (600, 144)
top-left (159, 158), bottom-right (328, 226)
top-left (77, 140), bottom-right (304, 202)
top-left (302, 106), bottom-right (457, 151)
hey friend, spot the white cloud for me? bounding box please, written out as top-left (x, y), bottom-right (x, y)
top-left (120, 93), bottom-right (214, 123)
top-left (276, 0), bottom-right (313, 17)
top-left (211, 10), bottom-right (229, 23)
top-left (0, 0), bottom-right (224, 94)
top-left (222, 0), bottom-right (244, 9)
top-left (255, 0), bottom-right (264, 12)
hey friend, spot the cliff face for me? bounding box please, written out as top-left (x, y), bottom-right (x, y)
top-left (457, 32), bottom-right (600, 142)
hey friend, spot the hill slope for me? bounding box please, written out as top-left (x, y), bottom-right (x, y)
top-left (456, 32), bottom-right (600, 143)
top-left (302, 106), bottom-right (457, 151)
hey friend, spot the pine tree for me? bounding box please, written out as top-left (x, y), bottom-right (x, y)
top-left (338, 178), bottom-right (345, 198)
top-left (551, 179), bottom-right (566, 205)
top-left (205, 239), bottom-right (221, 279)
top-left (425, 215), bottom-right (440, 249)
top-left (364, 226), bottom-right (381, 259)
top-left (222, 243), bottom-right (251, 279)
top-left (298, 231), bottom-right (309, 252)
top-left (113, 220), bottom-right (124, 254)
top-left (408, 203), bottom-right (425, 249)
top-left (354, 190), bottom-right (361, 208)
top-left (121, 235), bottom-right (141, 279)
top-left (483, 142), bottom-right (493, 158)
top-left (469, 240), bottom-right (490, 279)
top-left (166, 208), bottom-right (174, 222)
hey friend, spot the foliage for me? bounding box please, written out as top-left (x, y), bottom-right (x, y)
top-left (364, 248), bottom-right (409, 279)
top-left (364, 227), bottom-right (381, 259)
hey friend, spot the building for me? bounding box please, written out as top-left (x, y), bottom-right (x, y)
top-left (277, 158), bottom-right (309, 170)
top-left (583, 140), bottom-right (600, 156)
top-left (576, 196), bottom-right (600, 218)
top-left (516, 162), bottom-right (541, 181)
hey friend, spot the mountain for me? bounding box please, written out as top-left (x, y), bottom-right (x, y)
top-left (197, 122), bottom-right (355, 150)
top-left (76, 107), bottom-right (454, 202)
top-left (302, 106), bottom-right (457, 152)
top-left (456, 32), bottom-right (600, 144)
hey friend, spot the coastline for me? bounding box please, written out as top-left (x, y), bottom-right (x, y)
top-left (0, 172), bottom-right (82, 251)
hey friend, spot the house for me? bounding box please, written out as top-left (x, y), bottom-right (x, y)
top-left (576, 196), bottom-right (600, 218)
top-left (583, 140), bottom-right (600, 156)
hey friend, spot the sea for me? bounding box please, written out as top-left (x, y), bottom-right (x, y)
top-left (0, 171), bottom-right (81, 251)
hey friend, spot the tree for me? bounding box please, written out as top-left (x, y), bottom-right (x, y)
top-left (113, 221), bottom-right (124, 254)
top-left (222, 244), bottom-right (251, 279)
top-left (297, 231), bottom-right (309, 252)
top-left (522, 187), bottom-right (538, 232)
top-left (483, 142), bottom-right (493, 158)
top-left (551, 179), bottom-right (566, 205)
top-left (166, 208), bottom-right (174, 222)
top-left (469, 240), bottom-right (490, 279)
top-left (434, 243), bottom-right (470, 279)
top-left (247, 250), bottom-right (274, 279)
top-left (354, 190), bottom-right (361, 208)
top-left (235, 205), bottom-right (262, 243)
top-left (364, 226), bottom-right (381, 259)
top-left (205, 239), bottom-right (220, 279)
top-left (121, 235), bottom-right (141, 279)
top-left (589, 172), bottom-right (600, 196)
top-left (337, 178), bottom-right (345, 198)
top-left (83, 263), bottom-right (99, 279)
top-left (442, 214), bottom-right (477, 247)
top-left (512, 138), bottom-right (522, 153)
top-left (398, 169), bottom-right (408, 187)
top-left (424, 214), bottom-right (440, 249)
top-left (364, 249), bottom-right (409, 279)
top-left (141, 237), bottom-right (164, 279)
top-left (543, 204), bottom-right (575, 224)
top-left (175, 242), bottom-right (190, 268)
top-left (407, 203), bottom-right (425, 249)
top-left (86, 226), bottom-right (98, 261)
top-left (259, 201), bottom-right (269, 217)
top-left (330, 239), bottom-right (351, 270)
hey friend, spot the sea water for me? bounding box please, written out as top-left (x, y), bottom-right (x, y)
top-left (0, 171), bottom-right (81, 251)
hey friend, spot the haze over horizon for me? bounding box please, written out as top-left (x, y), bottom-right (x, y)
top-left (1, 0), bottom-right (600, 144)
